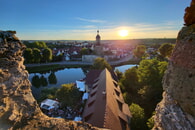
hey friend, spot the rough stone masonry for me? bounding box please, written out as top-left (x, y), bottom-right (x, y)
top-left (153, 0), bottom-right (195, 129)
top-left (0, 31), bottom-right (99, 130)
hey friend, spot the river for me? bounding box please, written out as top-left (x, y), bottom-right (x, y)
top-left (29, 64), bottom-right (136, 99)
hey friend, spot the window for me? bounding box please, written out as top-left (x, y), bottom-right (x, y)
top-left (90, 91), bottom-right (96, 97)
top-left (88, 101), bottom-right (95, 107)
top-left (85, 113), bottom-right (93, 122)
top-left (115, 89), bottom-right (120, 97)
top-left (119, 117), bottom-right (127, 130)
top-left (117, 100), bottom-right (123, 111)
top-left (93, 84), bottom-right (98, 89)
top-left (113, 81), bottom-right (118, 88)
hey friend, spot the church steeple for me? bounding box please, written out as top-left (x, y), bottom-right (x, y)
top-left (96, 30), bottom-right (101, 45)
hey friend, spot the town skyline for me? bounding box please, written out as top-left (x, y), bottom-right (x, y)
top-left (0, 0), bottom-right (191, 40)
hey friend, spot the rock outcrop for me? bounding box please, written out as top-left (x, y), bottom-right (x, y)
top-left (153, 1), bottom-right (195, 129)
top-left (0, 31), bottom-right (99, 130)
top-left (184, 0), bottom-right (195, 26)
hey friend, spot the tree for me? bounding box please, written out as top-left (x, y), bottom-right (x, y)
top-left (137, 59), bottom-right (168, 117)
top-left (158, 43), bottom-right (174, 58)
top-left (120, 67), bottom-right (139, 93)
top-left (147, 112), bottom-right (155, 129)
top-left (38, 87), bottom-right (58, 102)
top-left (80, 48), bottom-right (89, 55)
top-left (133, 45), bottom-right (146, 58)
top-left (115, 69), bottom-right (123, 80)
top-left (23, 48), bottom-right (33, 63)
top-left (39, 41), bottom-right (47, 48)
top-left (129, 103), bottom-right (147, 130)
top-left (55, 83), bottom-right (82, 108)
top-left (138, 59), bottom-right (167, 88)
top-left (92, 57), bottom-right (112, 71)
top-left (32, 48), bottom-right (41, 63)
top-left (42, 48), bottom-right (52, 63)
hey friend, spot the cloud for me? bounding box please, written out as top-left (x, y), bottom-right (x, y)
top-left (76, 17), bottom-right (106, 23)
top-left (19, 20), bottom-right (182, 40)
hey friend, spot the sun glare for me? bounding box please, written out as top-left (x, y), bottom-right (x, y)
top-left (119, 30), bottom-right (129, 37)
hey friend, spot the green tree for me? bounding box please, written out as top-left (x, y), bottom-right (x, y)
top-left (48, 72), bottom-right (57, 84)
top-left (133, 45), bottom-right (146, 58)
top-left (32, 48), bottom-right (41, 63)
top-left (119, 67), bottom-right (140, 105)
top-left (129, 103), bottom-right (147, 130)
top-left (137, 59), bottom-right (168, 117)
top-left (55, 83), bottom-right (82, 108)
top-left (147, 112), bottom-right (155, 129)
top-left (115, 69), bottom-right (123, 80)
top-left (23, 48), bottom-right (33, 63)
top-left (138, 59), bottom-right (168, 88)
top-left (158, 43), bottom-right (174, 58)
top-left (38, 87), bottom-right (58, 102)
top-left (42, 48), bottom-right (52, 63)
top-left (39, 41), bottom-right (47, 48)
top-left (120, 67), bottom-right (139, 93)
top-left (92, 57), bottom-right (112, 71)
top-left (80, 48), bottom-right (89, 55)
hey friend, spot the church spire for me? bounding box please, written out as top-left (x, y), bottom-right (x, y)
top-left (96, 30), bottom-right (101, 45)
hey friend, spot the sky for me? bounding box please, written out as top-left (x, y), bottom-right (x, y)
top-left (0, 0), bottom-right (192, 40)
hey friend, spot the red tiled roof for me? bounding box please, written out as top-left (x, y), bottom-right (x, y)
top-left (83, 69), bottom-right (131, 130)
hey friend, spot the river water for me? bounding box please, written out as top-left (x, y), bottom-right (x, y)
top-left (29, 64), bottom-right (136, 99)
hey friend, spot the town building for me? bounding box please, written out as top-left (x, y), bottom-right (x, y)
top-left (83, 69), bottom-right (131, 130)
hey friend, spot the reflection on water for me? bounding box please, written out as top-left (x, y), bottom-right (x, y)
top-left (29, 65), bottom-right (136, 99)
top-left (115, 64), bottom-right (137, 73)
top-left (29, 68), bottom-right (86, 99)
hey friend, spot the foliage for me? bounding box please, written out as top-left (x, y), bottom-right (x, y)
top-left (32, 48), bottom-right (41, 63)
top-left (38, 87), bottom-right (58, 102)
top-left (120, 67), bottom-right (139, 94)
top-left (158, 43), bottom-right (174, 58)
top-left (138, 59), bottom-right (161, 87)
top-left (137, 59), bottom-right (168, 115)
top-left (129, 103), bottom-right (147, 130)
top-left (26, 65), bottom-right (61, 73)
top-left (119, 58), bottom-right (168, 127)
top-left (24, 41), bottom-right (47, 49)
top-left (55, 83), bottom-right (82, 108)
top-left (80, 48), bottom-right (90, 55)
top-left (115, 69), bottom-right (123, 80)
top-left (23, 48), bottom-right (33, 63)
top-left (133, 45), bottom-right (146, 58)
top-left (52, 53), bottom-right (63, 62)
top-left (42, 48), bottom-right (52, 63)
top-left (92, 57), bottom-right (112, 71)
top-left (147, 112), bottom-right (155, 129)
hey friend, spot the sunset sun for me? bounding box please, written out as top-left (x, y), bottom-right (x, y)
top-left (119, 30), bottom-right (129, 37)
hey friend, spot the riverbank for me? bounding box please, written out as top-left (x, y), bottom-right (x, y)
top-left (25, 55), bottom-right (140, 72)
top-left (25, 61), bottom-right (139, 73)
top-left (26, 64), bottom-right (91, 73)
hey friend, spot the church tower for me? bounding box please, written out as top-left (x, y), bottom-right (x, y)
top-left (96, 30), bottom-right (101, 45)
top-left (94, 30), bottom-right (103, 56)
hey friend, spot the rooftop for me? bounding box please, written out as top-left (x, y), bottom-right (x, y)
top-left (83, 69), bottom-right (131, 130)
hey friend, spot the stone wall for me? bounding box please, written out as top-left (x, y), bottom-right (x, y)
top-left (153, 1), bottom-right (195, 129)
top-left (0, 31), bottom-right (99, 130)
